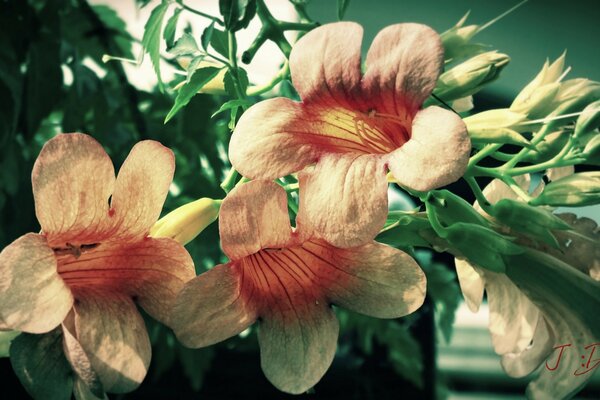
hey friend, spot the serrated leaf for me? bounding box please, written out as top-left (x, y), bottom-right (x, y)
top-left (219, 0), bottom-right (256, 32)
top-left (209, 28), bottom-right (229, 59)
top-left (168, 33), bottom-right (200, 57)
top-left (142, 1), bottom-right (170, 91)
top-left (165, 67), bottom-right (222, 123)
top-left (163, 7), bottom-right (182, 49)
top-left (201, 22), bottom-right (215, 51)
top-left (337, 0), bottom-right (351, 19)
top-left (10, 330), bottom-right (74, 400)
top-left (223, 67), bottom-right (249, 98)
top-left (211, 99), bottom-right (253, 118)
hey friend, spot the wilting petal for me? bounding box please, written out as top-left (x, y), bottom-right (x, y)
top-left (57, 238), bottom-right (194, 326)
top-left (62, 313), bottom-right (104, 397)
top-left (32, 133), bottom-right (115, 245)
top-left (219, 180), bottom-right (293, 260)
top-left (297, 154), bottom-right (388, 247)
top-left (388, 106), bottom-right (470, 191)
top-left (0, 233), bottom-right (73, 333)
top-left (501, 316), bottom-right (554, 378)
top-left (110, 141), bottom-right (175, 239)
top-left (486, 271), bottom-right (540, 355)
top-left (290, 22), bottom-right (362, 107)
top-left (454, 258), bottom-right (485, 312)
top-left (318, 241), bottom-right (426, 318)
top-left (172, 262), bottom-right (258, 348)
top-left (362, 23), bottom-right (444, 114)
top-left (257, 288), bottom-right (338, 394)
top-left (73, 291), bottom-right (151, 393)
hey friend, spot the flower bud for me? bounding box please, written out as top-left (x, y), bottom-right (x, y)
top-left (574, 99), bottom-right (600, 138)
top-left (530, 172), bottom-right (600, 207)
top-left (583, 134), bottom-right (600, 165)
top-left (150, 198), bottom-right (221, 245)
top-left (434, 51), bottom-right (510, 101)
top-left (464, 109), bottom-right (531, 147)
top-left (445, 222), bottom-right (524, 273)
top-left (492, 198), bottom-right (571, 248)
top-left (440, 12), bottom-right (483, 61)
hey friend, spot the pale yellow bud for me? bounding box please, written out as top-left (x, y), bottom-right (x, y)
top-left (150, 198), bottom-right (221, 245)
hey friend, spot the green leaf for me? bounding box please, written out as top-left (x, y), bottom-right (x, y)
top-left (168, 33), bottom-right (200, 57)
top-left (165, 67), bottom-right (222, 123)
top-left (223, 67), bottom-right (249, 98)
top-left (163, 7), bottom-right (182, 49)
top-left (211, 99), bottom-right (253, 118)
top-left (219, 0), bottom-right (257, 32)
top-left (209, 28), bottom-right (229, 59)
top-left (10, 329), bottom-right (74, 400)
top-left (337, 0), bottom-right (351, 19)
top-left (420, 261), bottom-right (460, 343)
top-left (201, 22), bottom-right (215, 51)
top-left (0, 331), bottom-right (20, 357)
top-left (142, 1), bottom-right (170, 91)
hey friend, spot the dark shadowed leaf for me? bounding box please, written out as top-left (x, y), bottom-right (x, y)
top-left (165, 67), bottom-right (222, 123)
top-left (163, 7), bottom-right (183, 49)
top-left (142, 1), bottom-right (170, 91)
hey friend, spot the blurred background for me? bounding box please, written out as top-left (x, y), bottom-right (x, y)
top-left (0, 0), bottom-right (599, 398)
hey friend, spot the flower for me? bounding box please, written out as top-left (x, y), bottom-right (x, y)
top-left (230, 22), bottom-right (470, 248)
top-left (171, 180), bottom-right (426, 394)
top-left (0, 133), bottom-right (195, 394)
top-left (455, 175), bottom-right (600, 399)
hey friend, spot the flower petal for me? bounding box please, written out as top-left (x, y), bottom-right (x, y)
top-left (388, 106), bottom-right (470, 191)
top-left (171, 262), bottom-right (257, 348)
top-left (362, 23), bottom-right (444, 114)
top-left (258, 294), bottom-right (338, 394)
top-left (32, 133), bottom-right (115, 245)
top-left (289, 22), bottom-right (363, 107)
top-left (454, 258), bottom-right (485, 312)
top-left (219, 180), bottom-right (293, 260)
top-left (501, 316), bottom-right (554, 378)
top-left (0, 233), bottom-right (73, 333)
top-left (110, 141), bottom-right (175, 239)
top-left (73, 291), bottom-right (151, 394)
top-left (485, 271), bottom-right (540, 355)
top-left (57, 238), bottom-right (194, 326)
top-left (296, 153), bottom-right (388, 247)
top-left (318, 241), bottom-right (426, 318)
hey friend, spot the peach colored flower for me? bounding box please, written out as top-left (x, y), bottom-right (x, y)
top-left (230, 22), bottom-right (471, 247)
top-left (0, 134), bottom-right (195, 393)
top-left (171, 180), bottom-right (426, 394)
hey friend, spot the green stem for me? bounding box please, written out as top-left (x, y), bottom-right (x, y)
top-left (276, 21), bottom-right (318, 31)
top-left (220, 167), bottom-right (238, 193)
top-left (246, 61), bottom-right (289, 96)
top-left (425, 198), bottom-right (448, 239)
top-left (500, 125), bottom-right (552, 170)
top-left (464, 176), bottom-right (493, 213)
top-left (180, 3), bottom-right (224, 26)
top-left (504, 176), bottom-right (532, 202)
top-left (227, 31), bottom-right (246, 100)
top-left (468, 143), bottom-right (503, 168)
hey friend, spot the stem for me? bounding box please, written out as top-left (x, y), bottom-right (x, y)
top-left (220, 167), bottom-right (238, 193)
top-left (425, 200), bottom-right (448, 239)
top-left (246, 61), bottom-right (289, 96)
top-left (180, 3), bottom-right (224, 26)
top-left (468, 143), bottom-right (503, 168)
top-left (465, 176), bottom-right (493, 213)
top-left (276, 21), bottom-right (318, 31)
top-left (505, 176), bottom-right (533, 202)
top-left (227, 31), bottom-right (246, 100)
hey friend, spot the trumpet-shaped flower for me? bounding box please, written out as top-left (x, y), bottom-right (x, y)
top-left (230, 22), bottom-right (470, 247)
top-left (0, 134), bottom-right (195, 393)
top-left (455, 175), bottom-right (600, 399)
top-left (171, 180), bottom-right (426, 394)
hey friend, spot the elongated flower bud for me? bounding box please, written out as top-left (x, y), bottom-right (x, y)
top-left (530, 172), bottom-right (600, 207)
top-left (434, 51), bottom-right (510, 101)
top-left (151, 198), bottom-right (221, 245)
top-left (464, 109), bottom-right (531, 147)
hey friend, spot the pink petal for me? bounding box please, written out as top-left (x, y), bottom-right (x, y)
top-left (110, 141), bottom-right (175, 239)
top-left (171, 262), bottom-right (257, 348)
top-left (312, 241), bottom-right (426, 318)
top-left (0, 233), bottom-right (73, 333)
top-left (362, 23), bottom-right (444, 115)
top-left (296, 154), bottom-right (388, 247)
top-left (289, 22), bottom-right (363, 107)
top-left (56, 238), bottom-right (195, 326)
top-left (73, 291), bottom-right (151, 393)
top-left (31, 133), bottom-right (115, 246)
top-left (388, 106), bottom-right (470, 191)
top-left (454, 258), bottom-right (485, 312)
top-left (219, 180), bottom-right (293, 260)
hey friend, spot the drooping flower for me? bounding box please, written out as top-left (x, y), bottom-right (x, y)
top-left (230, 22), bottom-right (471, 248)
top-left (454, 175), bottom-right (600, 399)
top-left (0, 133), bottom-right (195, 394)
top-left (171, 180), bottom-right (426, 394)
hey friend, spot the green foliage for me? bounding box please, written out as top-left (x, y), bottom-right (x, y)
top-left (142, 1), bottom-right (170, 91)
top-left (219, 0), bottom-right (257, 32)
top-left (165, 67), bottom-right (222, 123)
top-left (163, 8), bottom-right (183, 49)
top-left (10, 330), bottom-right (74, 400)
top-left (337, 0), bottom-right (351, 19)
